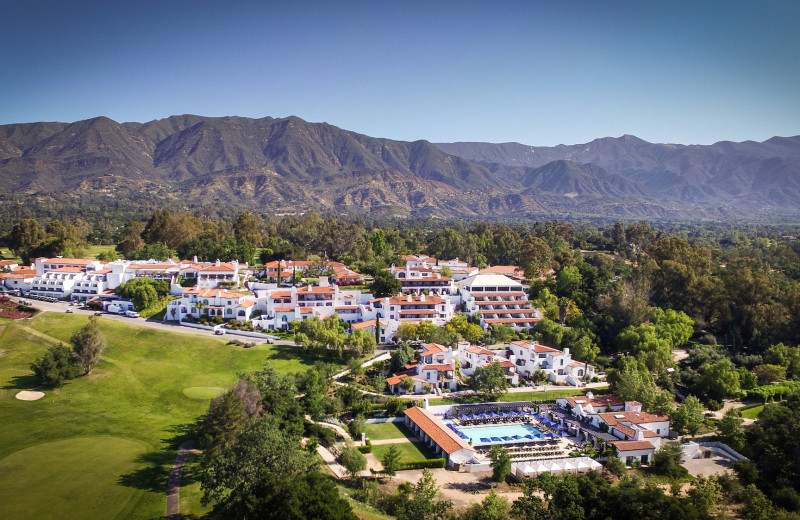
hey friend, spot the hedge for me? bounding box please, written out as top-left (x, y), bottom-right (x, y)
top-left (357, 445), bottom-right (372, 454)
top-left (397, 458), bottom-right (446, 470)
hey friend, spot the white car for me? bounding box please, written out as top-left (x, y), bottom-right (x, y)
top-left (125, 310), bottom-right (140, 318)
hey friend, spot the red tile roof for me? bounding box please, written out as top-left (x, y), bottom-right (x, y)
top-left (485, 318), bottom-right (539, 324)
top-left (43, 258), bottom-right (95, 265)
top-left (610, 440), bottom-right (655, 452)
top-left (466, 345), bottom-right (495, 356)
top-left (598, 411), bottom-right (669, 426)
top-left (511, 340), bottom-right (560, 353)
top-left (421, 364), bottom-right (453, 372)
top-left (403, 407), bottom-right (474, 455)
top-left (420, 343), bottom-right (447, 357)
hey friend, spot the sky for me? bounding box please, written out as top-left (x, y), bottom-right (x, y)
top-left (1, 0), bottom-right (799, 146)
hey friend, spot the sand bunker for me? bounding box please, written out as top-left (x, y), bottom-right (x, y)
top-left (15, 391), bottom-right (45, 401)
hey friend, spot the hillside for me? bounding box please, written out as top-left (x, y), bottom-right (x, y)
top-left (2, 115), bottom-right (799, 219)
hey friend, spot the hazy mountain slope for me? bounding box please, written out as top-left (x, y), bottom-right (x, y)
top-left (1, 114), bottom-right (799, 219)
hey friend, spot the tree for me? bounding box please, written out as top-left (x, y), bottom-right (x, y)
top-left (470, 362), bottom-right (509, 400)
top-left (240, 471), bottom-right (357, 520)
top-left (717, 408), bottom-right (746, 452)
top-left (698, 359), bottom-right (740, 401)
top-left (488, 323), bottom-right (515, 344)
top-left (132, 283), bottom-right (159, 311)
top-left (381, 444), bottom-right (402, 478)
top-left (651, 441), bottom-right (688, 479)
top-left (400, 376), bottom-right (415, 393)
top-left (30, 343), bottom-right (80, 388)
top-left (349, 328), bottom-right (377, 357)
top-left (490, 445), bottom-right (512, 483)
top-left (70, 316), bottom-right (106, 375)
top-left (671, 395), bottom-right (704, 437)
top-left (603, 454), bottom-right (627, 477)
top-left (764, 342), bottom-right (800, 379)
top-left (115, 221), bottom-right (146, 257)
top-left (340, 443), bottom-right (367, 479)
top-left (396, 468), bottom-right (453, 520)
top-left (687, 475), bottom-right (723, 519)
top-left (233, 212), bottom-right (264, 248)
top-left (653, 307), bottom-right (694, 349)
top-left (370, 270), bottom-right (401, 298)
top-left (741, 484), bottom-right (774, 520)
top-left (391, 343), bottom-right (415, 372)
top-left (6, 218), bottom-right (46, 264)
top-left (463, 489), bottom-right (511, 520)
top-left (395, 323), bottom-right (420, 343)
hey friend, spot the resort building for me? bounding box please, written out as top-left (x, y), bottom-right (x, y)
top-left (387, 343), bottom-right (457, 395)
top-left (507, 340), bottom-right (595, 385)
top-left (458, 273), bottom-right (541, 331)
top-left (389, 265), bottom-right (455, 296)
top-left (166, 287), bottom-right (256, 322)
top-left (372, 293), bottom-right (454, 326)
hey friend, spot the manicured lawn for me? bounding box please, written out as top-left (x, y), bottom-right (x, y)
top-left (0, 312), bottom-right (339, 520)
top-left (363, 421), bottom-right (415, 441)
top-left (740, 404), bottom-right (765, 419)
top-left (426, 386), bottom-right (604, 406)
top-left (371, 441), bottom-right (437, 464)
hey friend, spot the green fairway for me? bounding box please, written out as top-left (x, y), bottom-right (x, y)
top-left (426, 386), bottom-right (604, 406)
top-left (0, 312), bottom-right (339, 520)
top-left (0, 437), bottom-right (147, 520)
top-left (363, 421), bottom-right (415, 441)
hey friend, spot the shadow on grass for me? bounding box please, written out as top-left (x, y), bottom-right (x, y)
top-left (2, 373), bottom-right (44, 391)
top-left (118, 416), bottom-right (205, 493)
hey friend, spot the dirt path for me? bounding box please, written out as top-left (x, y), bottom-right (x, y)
top-left (166, 439), bottom-right (199, 520)
top-left (14, 324), bottom-right (62, 344)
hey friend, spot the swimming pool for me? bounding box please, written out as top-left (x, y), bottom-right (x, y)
top-left (452, 423), bottom-right (544, 445)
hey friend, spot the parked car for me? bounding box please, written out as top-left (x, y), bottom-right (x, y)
top-left (215, 329), bottom-right (225, 335)
top-left (124, 310), bottom-right (140, 318)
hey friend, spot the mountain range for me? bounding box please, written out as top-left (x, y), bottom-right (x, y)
top-left (1, 115), bottom-right (799, 220)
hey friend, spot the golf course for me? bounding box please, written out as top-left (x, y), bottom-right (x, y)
top-left (0, 311), bottom-right (332, 519)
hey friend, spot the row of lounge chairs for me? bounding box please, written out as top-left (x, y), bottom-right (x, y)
top-left (457, 410), bottom-right (536, 425)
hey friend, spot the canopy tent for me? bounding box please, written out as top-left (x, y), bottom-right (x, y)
top-left (562, 460), bottom-right (577, 474)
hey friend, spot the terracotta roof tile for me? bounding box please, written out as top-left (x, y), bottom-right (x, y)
top-left (403, 407), bottom-right (474, 455)
top-left (610, 440), bottom-right (655, 452)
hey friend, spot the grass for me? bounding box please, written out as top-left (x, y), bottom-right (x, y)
top-left (0, 311), bottom-right (343, 520)
top-left (371, 441), bottom-right (437, 464)
top-left (740, 404), bottom-right (764, 419)
top-left (363, 421), bottom-right (415, 441)
top-left (426, 386), bottom-right (604, 406)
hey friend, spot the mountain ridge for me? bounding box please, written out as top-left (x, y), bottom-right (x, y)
top-left (2, 115), bottom-right (799, 220)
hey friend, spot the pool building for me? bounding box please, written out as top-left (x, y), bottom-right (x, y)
top-left (402, 401), bottom-right (581, 472)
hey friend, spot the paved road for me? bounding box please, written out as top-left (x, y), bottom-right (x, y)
top-left (166, 439), bottom-right (198, 520)
top-left (11, 297), bottom-right (285, 345)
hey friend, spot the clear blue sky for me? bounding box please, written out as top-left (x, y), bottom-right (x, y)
top-left (1, 0), bottom-right (798, 146)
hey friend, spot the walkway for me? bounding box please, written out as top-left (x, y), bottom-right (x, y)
top-left (166, 439), bottom-right (199, 520)
top-left (369, 437), bottom-right (422, 446)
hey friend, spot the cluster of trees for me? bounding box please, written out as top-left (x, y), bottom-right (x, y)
top-left (197, 362), bottom-right (357, 519)
top-left (30, 317), bottom-right (106, 387)
top-left (293, 315), bottom-right (376, 358)
top-left (115, 278), bottom-right (170, 311)
top-left (5, 218), bottom-right (90, 264)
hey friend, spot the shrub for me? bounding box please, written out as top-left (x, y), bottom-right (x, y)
top-left (357, 445), bottom-right (372, 454)
top-left (397, 458), bottom-right (446, 470)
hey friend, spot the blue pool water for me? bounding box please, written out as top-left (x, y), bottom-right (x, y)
top-left (452, 423), bottom-right (543, 445)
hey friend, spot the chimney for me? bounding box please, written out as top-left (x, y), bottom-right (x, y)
top-left (407, 294), bottom-right (412, 302)
top-left (215, 259), bottom-right (221, 267)
top-left (564, 347), bottom-right (570, 357)
top-left (193, 255), bottom-right (198, 263)
top-left (420, 294), bottom-right (426, 302)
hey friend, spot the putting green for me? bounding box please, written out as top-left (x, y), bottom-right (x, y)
top-left (183, 386), bottom-right (225, 400)
top-left (0, 436), bottom-right (147, 520)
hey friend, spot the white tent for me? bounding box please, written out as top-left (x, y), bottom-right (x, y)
top-left (563, 460), bottom-right (577, 474)
top-left (534, 462), bottom-right (549, 475)
top-left (547, 461), bottom-right (564, 475)
top-left (590, 459), bottom-right (604, 473)
top-left (575, 459), bottom-right (591, 473)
